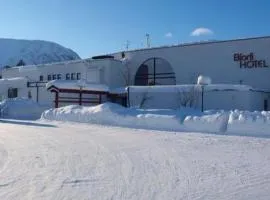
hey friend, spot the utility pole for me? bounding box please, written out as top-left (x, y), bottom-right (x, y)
top-left (146, 33), bottom-right (150, 48)
top-left (125, 40), bottom-right (130, 51)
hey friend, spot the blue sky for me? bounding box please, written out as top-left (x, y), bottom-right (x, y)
top-left (1, 0), bottom-right (270, 58)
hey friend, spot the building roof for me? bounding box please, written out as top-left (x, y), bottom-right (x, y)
top-left (111, 35), bottom-right (270, 55)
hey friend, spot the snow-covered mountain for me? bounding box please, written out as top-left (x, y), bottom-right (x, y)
top-left (0, 38), bottom-right (80, 67)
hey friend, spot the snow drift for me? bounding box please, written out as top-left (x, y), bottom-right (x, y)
top-left (41, 103), bottom-right (270, 136)
top-left (0, 38), bottom-right (80, 67)
top-left (227, 110), bottom-right (270, 136)
top-left (42, 103), bottom-right (184, 132)
top-left (0, 98), bottom-right (49, 120)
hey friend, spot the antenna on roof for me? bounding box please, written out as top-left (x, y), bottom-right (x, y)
top-left (146, 33), bottom-right (150, 48)
top-left (125, 40), bottom-right (130, 51)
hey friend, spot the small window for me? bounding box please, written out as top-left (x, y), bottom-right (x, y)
top-left (8, 88), bottom-right (18, 98)
top-left (39, 75), bottom-right (44, 81)
top-left (71, 73), bottom-right (76, 80)
top-left (57, 74), bottom-right (62, 80)
top-left (28, 91), bottom-right (32, 99)
top-left (52, 74), bottom-right (57, 80)
top-left (66, 73), bottom-right (70, 80)
top-left (76, 73), bottom-right (81, 80)
top-left (48, 75), bottom-right (51, 81)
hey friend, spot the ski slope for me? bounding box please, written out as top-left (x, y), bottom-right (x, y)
top-left (0, 120), bottom-right (270, 199)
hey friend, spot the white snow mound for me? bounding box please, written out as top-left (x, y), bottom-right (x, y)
top-left (227, 110), bottom-right (270, 136)
top-left (42, 103), bottom-right (183, 132)
top-left (0, 98), bottom-right (48, 120)
top-left (42, 103), bottom-right (270, 136)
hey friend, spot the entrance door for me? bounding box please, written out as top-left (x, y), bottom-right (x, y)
top-left (264, 99), bottom-right (268, 111)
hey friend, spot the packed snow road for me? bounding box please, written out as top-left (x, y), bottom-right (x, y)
top-left (0, 119), bottom-right (270, 200)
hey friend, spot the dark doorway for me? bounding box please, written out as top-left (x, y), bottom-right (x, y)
top-left (264, 99), bottom-right (268, 111)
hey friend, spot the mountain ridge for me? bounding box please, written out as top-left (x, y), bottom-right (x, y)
top-left (0, 38), bottom-right (81, 68)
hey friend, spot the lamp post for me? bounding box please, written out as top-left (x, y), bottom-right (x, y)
top-left (201, 85), bottom-right (204, 112)
top-left (77, 79), bottom-right (86, 106)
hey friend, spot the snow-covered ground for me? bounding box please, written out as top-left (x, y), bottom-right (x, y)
top-left (0, 120), bottom-right (270, 199)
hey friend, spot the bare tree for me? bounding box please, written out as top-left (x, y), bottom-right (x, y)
top-left (139, 91), bottom-right (152, 108)
top-left (119, 58), bottom-right (133, 86)
top-left (177, 86), bottom-right (200, 108)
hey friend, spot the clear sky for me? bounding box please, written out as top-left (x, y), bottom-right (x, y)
top-left (1, 0), bottom-right (270, 58)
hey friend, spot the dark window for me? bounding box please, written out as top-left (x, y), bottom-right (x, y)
top-left (8, 88), bottom-right (18, 98)
top-left (264, 100), bottom-right (268, 111)
top-left (76, 73), bottom-right (81, 80)
top-left (52, 74), bottom-right (57, 80)
top-left (48, 75), bottom-right (51, 81)
top-left (39, 75), bottom-right (44, 81)
top-left (28, 91), bottom-right (32, 99)
top-left (71, 73), bottom-right (76, 80)
top-left (66, 73), bottom-right (70, 80)
top-left (135, 58), bottom-right (176, 86)
top-left (121, 52), bottom-right (125, 58)
top-left (57, 74), bottom-right (62, 80)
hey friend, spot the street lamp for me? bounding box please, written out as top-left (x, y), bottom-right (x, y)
top-left (77, 79), bottom-right (86, 105)
top-left (197, 75), bottom-right (211, 112)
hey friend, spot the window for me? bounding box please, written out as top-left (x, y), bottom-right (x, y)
top-left (76, 73), bottom-right (81, 80)
top-left (8, 88), bottom-right (18, 98)
top-left (28, 91), bottom-right (32, 99)
top-left (39, 75), bottom-right (44, 81)
top-left (71, 73), bottom-right (76, 80)
top-left (52, 74), bottom-right (57, 80)
top-left (66, 73), bottom-right (70, 80)
top-left (48, 75), bottom-right (51, 81)
top-left (57, 74), bottom-right (62, 80)
top-left (135, 58), bottom-right (176, 86)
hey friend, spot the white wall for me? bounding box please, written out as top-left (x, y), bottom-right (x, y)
top-left (0, 58), bottom-right (125, 106)
top-left (128, 86), bottom-right (268, 111)
top-left (113, 37), bottom-right (270, 90)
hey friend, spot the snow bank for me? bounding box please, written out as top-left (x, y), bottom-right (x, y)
top-left (42, 103), bottom-right (183, 132)
top-left (42, 103), bottom-right (270, 136)
top-left (227, 110), bottom-right (270, 136)
top-left (0, 98), bottom-right (48, 120)
top-left (183, 112), bottom-right (229, 133)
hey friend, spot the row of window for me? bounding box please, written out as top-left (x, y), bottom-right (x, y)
top-left (39, 73), bottom-right (81, 81)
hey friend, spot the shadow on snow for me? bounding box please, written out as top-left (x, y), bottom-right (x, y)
top-left (0, 119), bottom-right (57, 128)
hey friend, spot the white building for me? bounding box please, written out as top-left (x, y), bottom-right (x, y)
top-left (0, 36), bottom-right (270, 111)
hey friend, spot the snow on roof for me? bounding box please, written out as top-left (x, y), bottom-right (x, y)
top-left (5, 57), bottom-right (123, 72)
top-left (111, 35), bottom-right (270, 55)
top-left (0, 77), bottom-right (27, 85)
top-left (46, 80), bottom-right (110, 92)
top-left (128, 84), bottom-right (254, 93)
top-left (0, 77), bottom-right (28, 92)
top-left (109, 87), bottom-right (127, 94)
